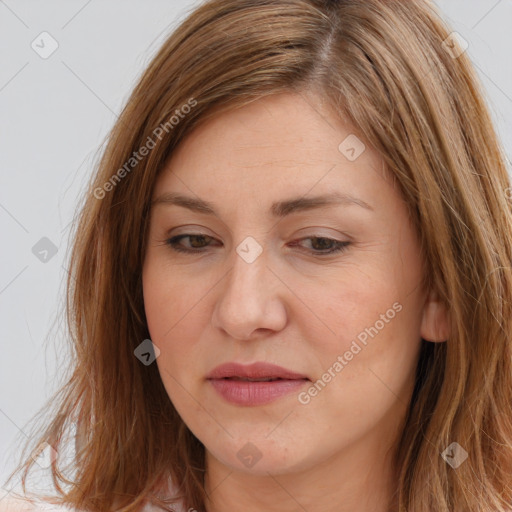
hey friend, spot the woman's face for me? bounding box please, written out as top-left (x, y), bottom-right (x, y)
top-left (143, 91), bottom-right (443, 477)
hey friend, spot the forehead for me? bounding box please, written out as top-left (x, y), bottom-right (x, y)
top-left (152, 91), bottom-right (389, 212)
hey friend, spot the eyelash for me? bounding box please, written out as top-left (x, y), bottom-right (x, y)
top-left (163, 234), bottom-right (351, 256)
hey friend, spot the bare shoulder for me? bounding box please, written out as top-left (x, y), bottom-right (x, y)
top-left (0, 496), bottom-right (71, 511)
top-left (0, 496), bottom-right (37, 511)
top-left (0, 496), bottom-right (36, 511)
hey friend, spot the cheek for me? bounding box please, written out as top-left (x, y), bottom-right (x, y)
top-left (304, 258), bottom-right (422, 384)
top-left (143, 291), bottom-right (215, 438)
top-left (143, 255), bottom-right (203, 339)
top-left (303, 277), bottom-right (420, 427)
top-left (304, 265), bottom-right (400, 348)
top-left (142, 267), bottom-right (202, 414)
top-left (142, 256), bottom-right (213, 382)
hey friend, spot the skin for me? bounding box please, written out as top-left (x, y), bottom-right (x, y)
top-left (142, 91), bottom-right (450, 512)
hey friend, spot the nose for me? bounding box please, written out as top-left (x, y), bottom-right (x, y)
top-left (211, 243), bottom-right (288, 340)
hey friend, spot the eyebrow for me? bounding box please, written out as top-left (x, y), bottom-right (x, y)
top-left (151, 191), bottom-right (374, 217)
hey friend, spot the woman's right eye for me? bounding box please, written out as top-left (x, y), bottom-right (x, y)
top-left (165, 234), bottom-right (218, 253)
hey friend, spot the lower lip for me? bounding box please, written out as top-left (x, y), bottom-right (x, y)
top-left (208, 378), bottom-right (308, 406)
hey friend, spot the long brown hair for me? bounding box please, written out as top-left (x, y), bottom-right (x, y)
top-left (5, 0), bottom-right (512, 510)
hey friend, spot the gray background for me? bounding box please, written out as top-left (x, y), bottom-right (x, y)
top-left (1, 0), bottom-right (511, 495)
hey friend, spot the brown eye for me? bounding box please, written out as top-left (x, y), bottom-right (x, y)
top-left (290, 237), bottom-right (351, 255)
top-left (166, 234), bottom-right (217, 253)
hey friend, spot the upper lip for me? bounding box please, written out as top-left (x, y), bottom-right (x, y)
top-left (206, 362), bottom-right (309, 380)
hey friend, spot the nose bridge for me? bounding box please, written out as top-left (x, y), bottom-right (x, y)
top-left (232, 237), bottom-right (267, 290)
top-left (224, 237), bottom-right (269, 310)
top-left (211, 236), bottom-right (286, 339)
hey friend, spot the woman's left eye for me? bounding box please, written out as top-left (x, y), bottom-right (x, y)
top-left (163, 234), bottom-right (350, 256)
top-left (288, 236), bottom-right (351, 255)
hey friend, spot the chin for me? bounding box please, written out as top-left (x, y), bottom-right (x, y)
top-left (206, 437), bottom-right (310, 476)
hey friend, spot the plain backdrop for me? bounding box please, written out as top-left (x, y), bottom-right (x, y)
top-left (1, 0), bottom-right (511, 496)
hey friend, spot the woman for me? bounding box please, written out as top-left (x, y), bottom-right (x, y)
top-left (3, 0), bottom-right (512, 511)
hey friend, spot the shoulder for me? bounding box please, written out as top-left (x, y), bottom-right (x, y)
top-left (0, 496), bottom-right (75, 512)
top-left (0, 495), bottom-right (186, 512)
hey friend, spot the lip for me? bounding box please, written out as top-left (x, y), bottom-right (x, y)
top-left (206, 362), bottom-right (309, 380)
top-left (206, 362), bottom-right (310, 406)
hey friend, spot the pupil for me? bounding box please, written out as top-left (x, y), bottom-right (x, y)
top-left (190, 235), bottom-right (208, 247)
top-left (312, 237), bottom-right (331, 250)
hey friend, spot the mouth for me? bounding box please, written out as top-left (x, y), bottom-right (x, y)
top-left (206, 361), bottom-right (310, 382)
top-left (216, 376), bottom-right (307, 382)
top-left (207, 367), bottom-right (310, 406)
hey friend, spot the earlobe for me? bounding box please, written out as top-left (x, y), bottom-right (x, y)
top-left (420, 289), bottom-right (450, 342)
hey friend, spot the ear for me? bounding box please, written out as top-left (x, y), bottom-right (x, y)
top-left (420, 289), bottom-right (450, 342)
